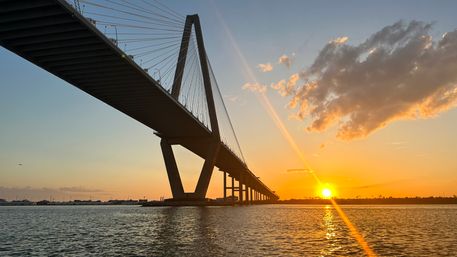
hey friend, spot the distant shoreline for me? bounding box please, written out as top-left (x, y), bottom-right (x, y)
top-left (1, 197), bottom-right (456, 206)
top-left (279, 197), bottom-right (457, 205)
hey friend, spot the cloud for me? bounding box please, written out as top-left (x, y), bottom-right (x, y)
top-left (389, 141), bottom-right (407, 145)
top-left (330, 36), bottom-right (349, 44)
top-left (278, 54), bottom-right (293, 68)
top-left (271, 73), bottom-right (300, 97)
top-left (347, 179), bottom-right (411, 190)
top-left (0, 186), bottom-right (108, 201)
top-left (273, 21), bottom-right (457, 140)
top-left (286, 168), bottom-right (313, 174)
top-left (242, 82), bottom-right (267, 93)
top-left (388, 141), bottom-right (408, 150)
top-left (257, 62), bottom-right (273, 72)
top-left (224, 94), bottom-right (246, 105)
top-left (59, 186), bottom-right (104, 193)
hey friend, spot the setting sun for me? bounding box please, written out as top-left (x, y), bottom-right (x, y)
top-left (322, 188), bottom-right (332, 199)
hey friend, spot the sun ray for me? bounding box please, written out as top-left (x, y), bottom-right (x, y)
top-left (212, 5), bottom-right (377, 256)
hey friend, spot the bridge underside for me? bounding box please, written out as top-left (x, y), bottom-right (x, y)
top-left (0, 0), bottom-right (279, 201)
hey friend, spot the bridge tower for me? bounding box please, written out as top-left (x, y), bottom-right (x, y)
top-left (159, 15), bottom-right (220, 201)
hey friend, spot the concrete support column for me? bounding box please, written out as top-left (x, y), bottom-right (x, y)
top-left (231, 176), bottom-right (235, 205)
top-left (223, 171), bottom-right (226, 201)
top-left (246, 186), bottom-right (250, 204)
top-left (250, 188), bottom-right (253, 204)
top-left (160, 138), bottom-right (185, 199)
top-left (239, 178), bottom-right (243, 204)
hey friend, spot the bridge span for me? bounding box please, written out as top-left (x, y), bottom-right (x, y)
top-left (0, 0), bottom-right (279, 203)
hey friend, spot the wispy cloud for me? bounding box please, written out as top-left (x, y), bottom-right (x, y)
top-left (242, 82), bottom-right (267, 93)
top-left (388, 141), bottom-right (408, 150)
top-left (286, 168), bottom-right (313, 174)
top-left (271, 21), bottom-right (457, 140)
top-left (278, 54), bottom-right (293, 68)
top-left (0, 186), bottom-right (108, 201)
top-left (59, 186), bottom-right (104, 193)
top-left (257, 62), bottom-right (273, 72)
top-left (224, 94), bottom-right (246, 106)
top-left (346, 179), bottom-right (411, 190)
top-left (389, 141), bottom-right (408, 145)
top-left (271, 73), bottom-right (300, 97)
top-left (330, 36), bottom-right (349, 44)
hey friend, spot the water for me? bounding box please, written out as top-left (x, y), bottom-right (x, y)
top-left (0, 205), bottom-right (456, 256)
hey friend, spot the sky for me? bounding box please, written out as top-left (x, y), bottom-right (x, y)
top-left (1, 0), bottom-right (457, 201)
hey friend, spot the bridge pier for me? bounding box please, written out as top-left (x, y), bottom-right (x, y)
top-left (159, 135), bottom-right (220, 201)
top-left (250, 188), bottom-right (253, 204)
top-left (239, 177), bottom-right (243, 204)
top-left (231, 176), bottom-right (235, 205)
top-left (223, 173), bottom-right (239, 205)
top-left (223, 171), bottom-right (227, 201)
top-left (160, 138), bottom-right (185, 199)
top-left (246, 185), bottom-right (250, 204)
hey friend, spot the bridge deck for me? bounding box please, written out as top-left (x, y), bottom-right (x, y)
top-left (0, 0), bottom-right (278, 199)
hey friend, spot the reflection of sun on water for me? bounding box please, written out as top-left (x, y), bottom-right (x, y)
top-left (321, 205), bottom-right (339, 256)
top-left (324, 205), bottom-right (335, 240)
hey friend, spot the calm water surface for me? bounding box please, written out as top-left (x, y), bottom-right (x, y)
top-left (1, 205), bottom-right (456, 256)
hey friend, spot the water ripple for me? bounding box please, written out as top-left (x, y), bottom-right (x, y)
top-left (0, 205), bottom-right (456, 256)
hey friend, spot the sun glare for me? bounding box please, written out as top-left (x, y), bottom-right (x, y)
top-left (322, 188), bottom-right (332, 199)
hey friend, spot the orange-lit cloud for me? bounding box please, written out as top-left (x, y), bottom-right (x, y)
top-left (330, 36), bottom-right (349, 44)
top-left (242, 82), bottom-right (267, 93)
top-left (257, 62), bottom-right (273, 72)
top-left (278, 54), bottom-right (293, 68)
top-left (272, 21), bottom-right (457, 140)
top-left (271, 73), bottom-right (299, 96)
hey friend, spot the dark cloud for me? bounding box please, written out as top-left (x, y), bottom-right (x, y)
top-left (59, 186), bottom-right (104, 193)
top-left (274, 21), bottom-right (457, 140)
top-left (342, 179), bottom-right (411, 190)
top-left (0, 186), bottom-right (107, 201)
top-left (286, 168), bottom-right (312, 174)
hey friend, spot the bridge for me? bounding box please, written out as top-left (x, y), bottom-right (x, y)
top-left (0, 0), bottom-right (279, 203)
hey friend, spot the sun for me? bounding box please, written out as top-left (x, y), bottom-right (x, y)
top-left (321, 188), bottom-right (332, 199)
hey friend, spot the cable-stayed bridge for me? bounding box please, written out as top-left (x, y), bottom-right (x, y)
top-left (0, 0), bottom-right (279, 203)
